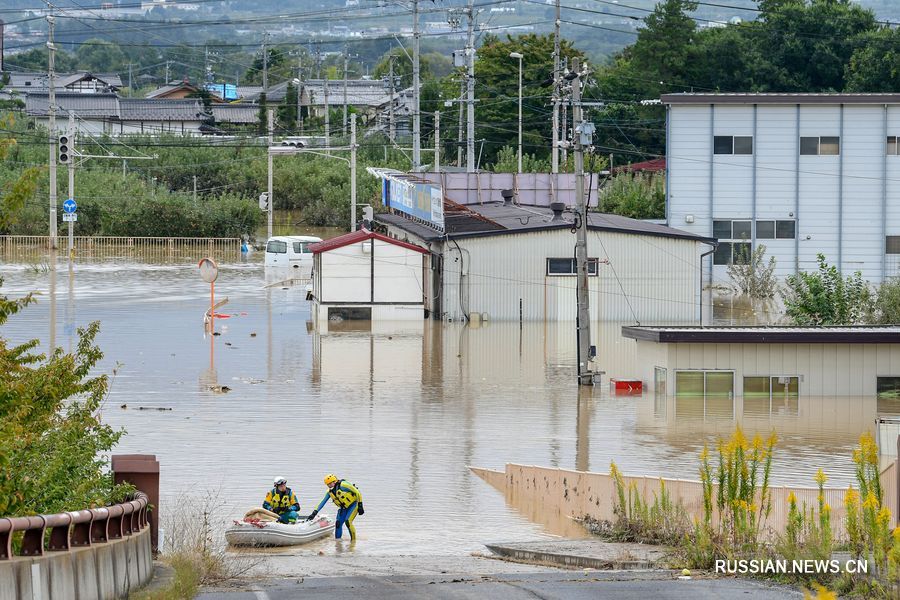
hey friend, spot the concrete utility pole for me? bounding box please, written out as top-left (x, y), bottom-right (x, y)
top-left (350, 113), bottom-right (357, 231)
top-left (561, 57), bottom-right (568, 170)
top-left (324, 77), bottom-right (330, 149)
top-left (262, 32), bottom-right (269, 95)
top-left (509, 51), bottom-right (523, 174)
top-left (551, 0), bottom-right (561, 197)
top-left (342, 49), bottom-right (349, 137)
top-left (457, 76), bottom-right (464, 167)
top-left (165, 60), bottom-right (170, 84)
top-left (465, 0), bottom-right (476, 173)
top-left (434, 110), bottom-right (440, 172)
top-left (67, 111), bottom-right (75, 254)
top-left (267, 108), bottom-right (274, 239)
top-left (412, 0), bottom-right (421, 169)
top-left (572, 58), bottom-right (592, 386)
top-left (48, 15), bottom-right (58, 249)
top-left (388, 55), bottom-right (396, 143)
top-left (297, 55), bottom-right (303, 134)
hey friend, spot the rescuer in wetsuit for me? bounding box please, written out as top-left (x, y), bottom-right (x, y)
top-left (263, 476), bottom-right (301, 524)
top-left (306, 474), bottom-right (364, 540)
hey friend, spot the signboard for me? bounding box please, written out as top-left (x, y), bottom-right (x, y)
top-left (62, 213), bottom-right (77, 222)
top-left (63, 198), bottom-right (77, 214)
top-left (377, 170), bottom-right (444, 231)
top-left (198, 257), bottom-right (218, 283)
top-left (205, 83), bottom-right (239, 101)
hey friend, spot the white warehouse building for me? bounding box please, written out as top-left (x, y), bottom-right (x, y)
top-left (663, 93), bottom-right (900, 285)
top-left (376, 201), bottom-right (715, 323)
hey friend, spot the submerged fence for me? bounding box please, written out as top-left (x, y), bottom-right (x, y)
top-left (471, 461), bottom-right (899, 541)
top-left (1, 236), bottom-right (242, 264)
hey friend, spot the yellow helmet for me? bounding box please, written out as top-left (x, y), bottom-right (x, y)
top-left (324, 474), bottom-right (338, 486)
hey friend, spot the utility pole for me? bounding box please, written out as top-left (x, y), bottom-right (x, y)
top-left (324, 76), bottom-right (330, 149)
top-left (572, 58), bottom-right (593, 386)
top-left (165, 60), bottom-right (170, 84)
top-left (127, 63), bottom-right (133, 93)
top-left (561, 57), bottom-right (568, 170)
top-left (193, 175), bottom-right (197, 203)
top-left (262, 32), bottom-right (269, 95)
top-left (551, 0), bottom-right (560, 198)
top-left (267, 108), bottom-right (274, 239)
top-left (67, 111), bottom-right (74, 254)
top-left (465, 0), bottom-right (476, 173)
top-left (48, 15), bottom-right (58, 249)
top-left (297, 55), bottom-right (303, 135)
top-left (342, 48), bottom-right (349, 137)
top-left (412, 0), bottom-right (421, 170)
top-left (434, 110), bottom-right (440, 172)
top-left (350, 113), bottom-right (357, 231)
top-left (457, 76), bottom-right (464, 167)
top-left (388, 55), bottom-right (396, 143)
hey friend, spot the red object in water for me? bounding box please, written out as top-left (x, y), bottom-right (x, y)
top-left (610, 379), bottom-right (643, 395)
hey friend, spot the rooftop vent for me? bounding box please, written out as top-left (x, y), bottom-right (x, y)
top-left (501, 188), bottom-right (515, 206)
top-left (550, 202), bottom-right (566, 222)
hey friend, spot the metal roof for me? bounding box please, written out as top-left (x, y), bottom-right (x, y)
top-left (6, 72), bottom-right (123, 92)
top-left (145, 82), bottom-right (201, 99)
top-left (309, 229), bottom-right (427, 254)
top-left (378, 202), bottom-right (713, 244)
top-left (622, 325), bottom-right (900, 344)
top-left (661, 93), bottom-right (900, 105)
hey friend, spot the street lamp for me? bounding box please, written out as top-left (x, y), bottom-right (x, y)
top-left (509, 51), bottom-right (524, 174)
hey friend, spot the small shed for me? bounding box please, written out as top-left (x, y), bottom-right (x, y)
top-left (309, 229), bottom-right (427, 322)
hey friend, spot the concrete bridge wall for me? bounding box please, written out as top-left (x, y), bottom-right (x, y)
top-left (0, 526), bottom-right (152, 600)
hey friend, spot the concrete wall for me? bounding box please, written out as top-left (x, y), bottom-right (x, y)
top-left (0, 526), bottom-right (152, 600)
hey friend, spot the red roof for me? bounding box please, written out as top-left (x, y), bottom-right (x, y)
top-left (611, 157), bottom-right (666, 174)
top-left (309, 229), bottom-right (428, 254)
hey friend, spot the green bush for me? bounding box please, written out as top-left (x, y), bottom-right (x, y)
top-left (599, 172), bottom-right (665, 220)
top-left (0, 280), bottom-right (129, 516)
top-left (873, 278), bottom-right (900, 324)
top-left (781, 254), bottom-right (874, 326)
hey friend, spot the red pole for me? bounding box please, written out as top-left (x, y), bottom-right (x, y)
top-left (210, 280), bottom-right (215, 333)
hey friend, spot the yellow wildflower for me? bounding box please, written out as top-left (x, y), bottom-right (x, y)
top-left (788, 491), bottom-right (797, 505)
top-left (804, 583), bottom-right (837, 600)
top-left (823, 503), bottom-right (831, 515)
top-left (877, 507), bottom-right (891, 527)
top-left (814, 469), bottom-right (827, 487)
top-left (863, 491), bottom-right (880, 511)
top-left (844, 488), bottom-right (860, 508)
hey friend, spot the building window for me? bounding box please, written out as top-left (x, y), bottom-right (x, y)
top-left (675, 370), bottom-right (734, 398)
top-left (546, 258), bottom-right (599, 276)
top-left (878, 376), bottom-right (900, 399)
top-left (756, 220), bottom-right (796, 240)
top-left (800, 136), bottom-right (840, 156)
top-left (266, 240), bottom-right (287, 254)
top-left (886, 237), bottom-right (900, 255)
top-left (745, 376), bottom-right (799, 399)
top-left (888, 136), bottom-right (898, 156)
top-left (714, 135), bottom-right (753, 155)
top-left (713, 220), bottom-right (752, 265)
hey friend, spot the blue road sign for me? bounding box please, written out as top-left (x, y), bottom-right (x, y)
top-left (63, 198), bottom-right (77, 214)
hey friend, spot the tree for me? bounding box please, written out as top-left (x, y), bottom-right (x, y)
top-left (244, 47), bottom-right (290, 86)
top-left (278, 81), bottom-right (298, 132)
top-left (599, 172), bottom-right (665, 220)
top-left (257, 92), bottom-right (268, 135)
top-left (474, 33), bottom-right (584, 166)
top-left (781, 254), bottom-right (874, 326)
top-left (727, 245), bottom-right (778, 299)
top-left (845, 27), bottom-right (900, 92)
top-left (0, 284), bottom-right (128, 516)
top-left (75, 39), bottom-right (127, 74)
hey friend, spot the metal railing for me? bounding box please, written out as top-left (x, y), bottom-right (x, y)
top-left (0, 236), bottom-right (242, 264)
top-left (0, 491), bottom-right (149, 560)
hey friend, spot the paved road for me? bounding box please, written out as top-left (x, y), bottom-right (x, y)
top-left (199, 571), bottom-right (803, 599)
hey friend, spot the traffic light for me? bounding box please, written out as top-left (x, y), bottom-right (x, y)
top-left (58, 133), bottom-right (70, 164)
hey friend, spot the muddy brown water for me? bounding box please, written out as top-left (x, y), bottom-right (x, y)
top-left (0, 254), bottom-right (892, 556)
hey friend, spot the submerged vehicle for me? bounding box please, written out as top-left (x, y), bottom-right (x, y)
top-left (264, 235), bottom-right (322, 270)
top-left (225, 508), bottom-right (335, 547)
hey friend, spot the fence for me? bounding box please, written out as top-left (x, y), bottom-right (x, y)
top-left (0, 492), bottom-right (153, 600)
top-left (1, 236), bottom-right (242, 264)
top-left (471, 461), bottom-right (899, 542)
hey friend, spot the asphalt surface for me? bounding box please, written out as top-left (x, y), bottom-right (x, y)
top-left (198, 571), bottom-right (803, 599)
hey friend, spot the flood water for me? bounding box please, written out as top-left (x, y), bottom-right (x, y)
top-left (0, 253), bottom-right (892, 556)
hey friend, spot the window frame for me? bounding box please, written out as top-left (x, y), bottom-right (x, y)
top-left (713, 135), bottom-right (753, 155)
top-left (800, 136), bottom-right (840, 156)
top-left (266, 240), bottom-right (288, 254)
top-left (888, 136), bottom-right (898, 156)
top-left (546, 257), bottom-right (599, 277)
top-left (712, 219), bottom-right (753, 266)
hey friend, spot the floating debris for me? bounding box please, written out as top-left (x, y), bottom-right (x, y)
top-left (250, 332), bottom-right (257, 337)
top-left (137, 406), bottom-right (173, 411)
top-left (209, 385), bottom-right (232, 393)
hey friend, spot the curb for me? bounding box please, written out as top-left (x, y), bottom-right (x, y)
top-left (133, 561), bottom-right (176, 596)
top-left (484, 544), bottom-right (663, 571)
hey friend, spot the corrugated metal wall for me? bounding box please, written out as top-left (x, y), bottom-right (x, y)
top-left (658, 342), bottom-right (900, 397)
top-left (440, 229), bottom-right (703, 323)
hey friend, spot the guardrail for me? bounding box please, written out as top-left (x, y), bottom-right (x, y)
top-left (1, 236), bottom-right (242, 263)
top-left (0, 492), bottom-right (149, 561)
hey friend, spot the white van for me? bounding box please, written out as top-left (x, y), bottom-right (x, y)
top-left (264, 235), bottom-right (322, 269)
